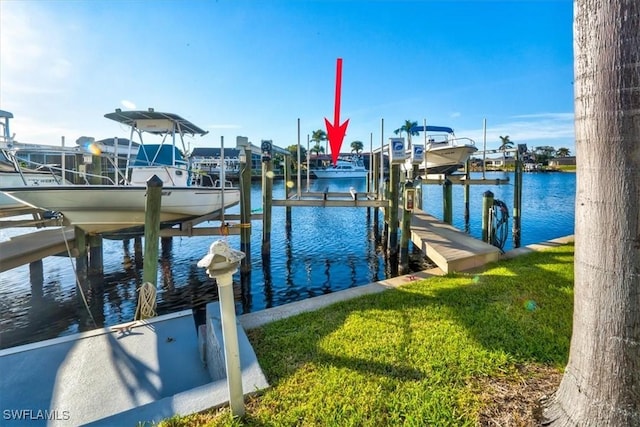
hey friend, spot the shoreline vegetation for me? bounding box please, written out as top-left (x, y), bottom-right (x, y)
top-left (469, 165), bottom-right (576, 173)
top-left (155, 243), bottom-right (574, 426)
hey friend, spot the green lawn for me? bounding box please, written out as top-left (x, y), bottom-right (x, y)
top-left (156, 243), bottom-right (574, 426)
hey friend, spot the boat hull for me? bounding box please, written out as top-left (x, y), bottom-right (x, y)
top-left (424, 145), bottom-right (478, 175)
top-left (0, 171), bottom-right (70, 210)
top-left (311, 170), bottom-right (368, 179)
top-left (2, 186), bottom-right (240, 233)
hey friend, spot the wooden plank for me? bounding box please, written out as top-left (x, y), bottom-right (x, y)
top-left (409, 208), bottom-right (501, 273)
top-left (0, 227), bottom-right (76, 273)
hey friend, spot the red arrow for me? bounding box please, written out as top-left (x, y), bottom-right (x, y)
top-left (324, 58), bottom-right (349, 166)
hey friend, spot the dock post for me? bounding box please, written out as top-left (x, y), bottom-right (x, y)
top-left (29, 260), bottom-right (44, 301)
top-left (482, 190), bottom-right (494, 244)
top-left (513, 145), bottom-right (524, 248)
top-left (443, 178), bottom-right (453, 225)
top-left (415, 178), bottom-right (423, 211)
top-left (400, 181), bottom-right (413, 272)
top-left (238, 137), bottom-right (252, 274)
top-left (464, 159), bottom-right (471, 233)
top-left (89, 151), bottom-right (103, 185)
top-left (88, 234), bottom-right (103, 276)
top-left (261, 141), bottom-right (273, 258)
top-left (387, 164), bottom-right (400, 256)
top-left (285, 156), bottom-right (292, 231)
top-left (134, 237), bottom-right (143, 268)
top-left (382, 178), bottom-right (390, 249)
top-left (372, 153), bottom-right (379, 195)
top-left (142, 175), bottom-right (163, 288)
top-left (74, 226), bottom-right (88, 278)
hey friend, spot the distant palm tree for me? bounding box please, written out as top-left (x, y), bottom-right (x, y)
top-left (498, 135), bottom-right (513, 168)
top-left (350, 140), bottom-right (364, 154)
top-left (311, 129), bottom-right (327, 155)
top-left (310, 144), bottom-right (325, 156)
top-left (394, 120), bottom-right (419, 149)
top-left (556, 147), bottom-right (571, 157)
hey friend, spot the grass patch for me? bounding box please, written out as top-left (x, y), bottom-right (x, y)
top-left (156, 244), bottom-right (574, 426)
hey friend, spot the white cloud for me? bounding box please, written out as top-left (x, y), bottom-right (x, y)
top-left (121, 100), bottom-right (137, 110)
top-left (450, 112), bottom-right (461, 119)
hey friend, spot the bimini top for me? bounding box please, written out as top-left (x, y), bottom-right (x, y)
top-left (410, 125), bottom-right (454, 134)
top-left (0, 110), bottom-right (14, 119)
top-left (104, 109), bottom-right (208, 136)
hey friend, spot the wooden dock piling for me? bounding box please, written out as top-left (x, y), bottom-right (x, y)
top-left (387, 164), bottom-right (400, 256)
top-left (443, 178), bottom-right (453, 225)
top-left (142, 175), bottom-right (162, 287)
top-left (261, 144), bottom-right (273, 257)
top-left (238, 138), bottom-right (252, 273)
top-left (482, 190), bottom-right (494, 244)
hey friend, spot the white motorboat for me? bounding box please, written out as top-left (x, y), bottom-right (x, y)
top-left (411, 125), bottom-right (478, 175)
top-left (0, 110), bottom-right (73, 213)
top-left (311, 156), bottom-right (368, 179)
top-left (2, 109), bottom-right (241, 233)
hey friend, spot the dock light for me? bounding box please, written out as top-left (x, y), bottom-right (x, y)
top-left (404, 181), bottom-right (415, 211)
top-left (197, 240), bottom-right (246, 416)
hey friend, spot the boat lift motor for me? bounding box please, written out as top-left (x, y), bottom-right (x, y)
top-left (404, 181), bottom-right (415, 211)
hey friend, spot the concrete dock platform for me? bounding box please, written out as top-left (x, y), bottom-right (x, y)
top-left (0, 308), bottom-right (268, 426)
top-left (409, 208), bottom-right (502, 273)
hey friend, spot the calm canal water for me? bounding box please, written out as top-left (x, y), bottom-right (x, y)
top-left (0, 171), bottom-right (575, 349)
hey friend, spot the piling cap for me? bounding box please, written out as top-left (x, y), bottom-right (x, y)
top-left (147, 175), bottom-right (164, 187)
top-left (197, 240), bottom-right (246, 276)
top-left (483, 190), bottom-right (494, 197)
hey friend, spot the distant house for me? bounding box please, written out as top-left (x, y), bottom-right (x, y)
top-left (484, 156), bottom-right (515, 169)
top-left (548, 156), bottom-right (576, 167)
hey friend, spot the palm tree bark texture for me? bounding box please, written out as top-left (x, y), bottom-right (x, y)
top-left (542, 0), bottom-right (639, 425)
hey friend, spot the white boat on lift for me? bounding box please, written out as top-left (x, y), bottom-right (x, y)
top-left (2, 109), bottom-right (241, 233)
top-left (411, 125), bottom-right (477, 175)
top-left (311, 155), bottom-right (368, 179)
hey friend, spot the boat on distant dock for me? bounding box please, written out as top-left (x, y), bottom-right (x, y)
top-left (0, 110), bottom-right (75, 213)
top-left (311, 155), bottom-right (368, 179)
top-left (2, 109), bottom-right (240, 233)
top-left (410, 125), bottom-right (478, 175)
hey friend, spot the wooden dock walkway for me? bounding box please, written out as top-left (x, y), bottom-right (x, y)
top-left (0, 227), bottom-right (75, 273)
top-left (409, 208), bottom-right (501, 273)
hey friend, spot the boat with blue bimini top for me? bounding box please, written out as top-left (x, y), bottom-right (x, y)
top-left (410, 125), bottom-right (478, 175)
top-left (2, 109), bottom-right (240, 234)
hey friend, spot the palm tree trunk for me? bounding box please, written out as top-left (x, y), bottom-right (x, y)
top-left (542, 1), bottom-right (640, 425)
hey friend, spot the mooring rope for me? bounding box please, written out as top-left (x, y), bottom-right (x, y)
top-left (61, 227), bottom-right (97, 328)
top-left (135, 282), bottom-right (157, 320)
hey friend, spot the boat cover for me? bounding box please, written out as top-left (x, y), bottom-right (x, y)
top-left (410, 125), bottom-right (454, 134)
top-left (104, 110), bottom-right (208, 136)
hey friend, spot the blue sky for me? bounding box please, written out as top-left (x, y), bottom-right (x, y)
top-left (1, 0), bottom-right (575, 155)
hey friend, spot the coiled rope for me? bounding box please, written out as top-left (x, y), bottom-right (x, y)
top-left (134, 282), bottom-right (157, 320)
top-left (489, 199), bottom-right (510, 252)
